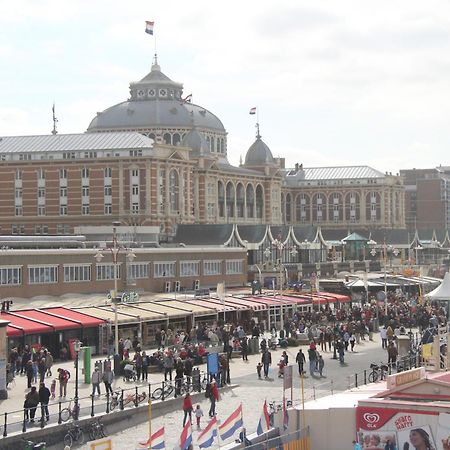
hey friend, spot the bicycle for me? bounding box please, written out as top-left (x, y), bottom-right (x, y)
top-left (60, 400), bottom-right (80, 422)
top-left (152, 381), bottom-right (175, 400)
top-left (123, 390), bottom-right (147, 407)
top-left (89, 418), bottom-right (107, 441)
top-left (64, 424), bottom-right (84, 447)
top-left (368, 363), bottom-right (388, 383)
top-left (109, 390), bottom-right (122, 411)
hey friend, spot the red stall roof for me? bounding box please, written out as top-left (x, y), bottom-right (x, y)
top-left (225, 297), bottom-right (267, 311)
top-left (1, 312), bottom-right (53, 336)
top-left (42, 307), bottom-right (106, 327)
top-left (12, 310), bottom-right (80, 331)
top-left (186, 299), bottom-right (231, 312)
top-left (7, 324), bottom-right (23, 337)
top-left (244, 296), bottom-right (291, 307)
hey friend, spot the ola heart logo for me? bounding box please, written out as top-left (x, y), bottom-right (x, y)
top-left (363, 413), bottom-right (380, 424)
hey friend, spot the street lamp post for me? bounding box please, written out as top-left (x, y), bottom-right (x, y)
top-left (95, 222), bottom-right (135, 366)
top-left (74, 340), bottom-right (82, 421)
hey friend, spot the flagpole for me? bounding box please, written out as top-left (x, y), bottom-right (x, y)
top-left (148, 393), bottom-right (152, 450)
top-left (216, 419), bottom-right (221, 449)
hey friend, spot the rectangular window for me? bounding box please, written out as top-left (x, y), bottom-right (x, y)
top-left (131, 169), bottom-right (139, 177)
top-left (104, 203), bottom-right (112, 215)
top-left (154, 262), bottom-right (175, 278)
top-left (203, 260), bottom-right (222, 276)
top-left (96, 264), bottom-right (121, 281)
top-left (15, 206), bottom-right (23, 216)
top-left (104, 167), bottom-right (112, 178)
top-left (130, 150), bottom-right (142, 157)
top-left (38, 169), bottom-right (45, 179)
top-left (132, 203), bottom-right (139, 214)
top-left (64, 265), bottom-right (91, 282)
top-left (82, 186), bottom-right (90, 197)
top-left (28, 265), bottom-right (58, 284)
top-left (60, 168), bottom-right (67, 179)
top-left (15, 170), bottom-right (22, 180)
top-left (225, 260), bottom-right (243, 275)
top-left (180, 261), bottom-right (200, 277)
top-left (82, 204), bottom-right (90, 215)
top-left (104, 186), bottom-right (112, 196)
top-left (0, 266), bottom-right (22, 285)
top-left (60, 205), bottom-right (68, 215)
top-left (127, 263), bottom-right (149, 280)
top-left (82, 168), bottom-right (89, 178)
top-left (38, 188), bottom-right (45, 198)
top-left (132, 185), bottom-right (139, 195)
top-left (60, 187), bottom-right (67, 197)
top-left (15, 188), bottom-right (22, 199)
top-left (37, 205), bottom-right (46, 216)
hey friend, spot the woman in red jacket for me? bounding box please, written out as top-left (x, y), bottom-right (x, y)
top-left (182, 392), bottom-right (193, 426)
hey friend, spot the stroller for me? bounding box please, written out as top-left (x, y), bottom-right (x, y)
top-left (123, 363), bottom-right (137, 382)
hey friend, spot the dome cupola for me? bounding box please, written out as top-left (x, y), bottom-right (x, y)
top-left (244, 126), bottom-right (275, 166)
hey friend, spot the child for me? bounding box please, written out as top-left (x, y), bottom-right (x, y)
top-left (278, 359), bottom-right (285, 378)
top-left (195, 404), bottom-right (203, 429)
top-left (256, 362), bottom-right (263, 379)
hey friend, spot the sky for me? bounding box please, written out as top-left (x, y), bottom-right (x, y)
top-left (1, 0), bottom-right (450, 174)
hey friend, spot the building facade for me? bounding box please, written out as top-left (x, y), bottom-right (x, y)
top-left (0, 59), bottom-right (405, 236)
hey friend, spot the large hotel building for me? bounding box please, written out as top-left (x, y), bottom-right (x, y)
top-left (0, 58), bottom-right (405, 237)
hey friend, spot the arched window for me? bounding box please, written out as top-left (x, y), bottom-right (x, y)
top-left (226, 182), bottom-right (235, 217)
top-left (328, 193), bottom-right (343, 223)
top-left (220, 138), bottom-right (225, 153)
top-left (163, 133), bottom-right (171, 145)
top-left (312, 193), bottom-right (325, 223)
top-left (148, 133), bottom-right (156, 141)
top-left (236, 183), bottom-right (245, 218)
top-left (295, 194), bottom-right (310, 223)
top-left (345, 192), bottom-right (360, 223)
top-left (218, 181), bottom-right (225, 217)
top-left (246, 184), bottom-right (255, 218)
top-left (256, 185), bottom-right (264, 219)
top-left (173, 133), bottom-right (181, 146)
top-left (365, 192), bottom-right (380, 223)
top-left (169, 169), bottom-right (179, 212)
top-left (286, 193), bottom-right (292, 223)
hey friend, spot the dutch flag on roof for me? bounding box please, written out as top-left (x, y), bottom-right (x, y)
top-left (219, 405), bottom-right (243, 440)
top-left (145, 21), bottom-right (154, 35)
top-left (198, 417), bottom-right (218, 448)
top-left (256, 400), bottom-right (271, 435)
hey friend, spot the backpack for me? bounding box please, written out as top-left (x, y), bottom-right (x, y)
top-left (62, 369), bottom-right (70, 382)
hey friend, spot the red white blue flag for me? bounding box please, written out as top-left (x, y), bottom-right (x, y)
top-left (256, 400), bottom-right (271, 435)
top-left (249, 107), bottom-right (256, 115)
top-left (198, 417), bottom-right (218, 448)
top-left (179, 422), bottom-right (192, 450)
top-left (139, 426), bottom-right (165, 449)
top-left (219, 404), bottom-right (243, 440)
top-left (145, 21), bottom-right (154, 35)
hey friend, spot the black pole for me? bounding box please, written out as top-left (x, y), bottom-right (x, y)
top-left (134, 386), bottom-right (139, 407)
top-left (3, 412), bottom-right (7, 437)
top-left (74, 350), bottom-right (79, 420)
top-left (22, 409), bottom-right (26, 433)
top-left (58, 401), bottom-right (62, 424)
top-left (120, 389), bottom-right (124, 410)
top-left (106, 391), bottom-right (110, 414)
top-left (91, 394), bottom-right (95, 417)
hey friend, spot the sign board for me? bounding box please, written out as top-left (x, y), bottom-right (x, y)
top-left (207, 353), bottom-right (219, 375)
top-left (283, 365), bottom-right (293, 403)
top-left (217, 282), bottom-right (225, 300)
top-left (386, 367), bottom-right (425, 389)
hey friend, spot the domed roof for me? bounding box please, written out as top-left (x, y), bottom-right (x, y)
top-left (244, 134), bottom-right (275, 166)
top-left (87, 60), bottom-right (225, 133)
top-left (181, 126), bottom-right (210, 156)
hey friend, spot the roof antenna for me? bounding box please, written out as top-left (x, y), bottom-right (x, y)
top-left (52, 102), bottom-right (58, 135)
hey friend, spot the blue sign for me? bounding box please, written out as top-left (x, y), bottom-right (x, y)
top-left (207, 353), bottom-right (219, 375)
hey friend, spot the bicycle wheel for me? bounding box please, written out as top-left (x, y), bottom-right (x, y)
top-left (152, 388), bottom-right (163, 400)
top-left (60, 408), bottom-right (70, 422)
top-left (165, 386), bottom-right (174, 398)
top-left (63, 433), bottom-right (73, 448)
top-left (368, 371), bottom-right (378, 383)
top-left (110, 398), bottom-right (118, 411)
top-left (89, 427), bottom-right (96, 441)
top-left (75, 428), bottom-right (85, 445)
top-left (100, 423), bottom-right (108, 438)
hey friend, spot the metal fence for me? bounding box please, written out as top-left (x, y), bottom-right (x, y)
top-left (243, 428), bottom-right (311, 450)
top-left (1, 373), bottom-right (209, 438)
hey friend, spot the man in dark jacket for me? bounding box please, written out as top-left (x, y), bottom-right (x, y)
top-left (39, 382), bottom-right (51, 422)
top-left (261, 349), bottom-right (272, 378)
top-left (295, 349), bottom-right (306, 375)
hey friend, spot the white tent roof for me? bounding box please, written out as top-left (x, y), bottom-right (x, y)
top-left (426, 272), bottom-right (450, 300)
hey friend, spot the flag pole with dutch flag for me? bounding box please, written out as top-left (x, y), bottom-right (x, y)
top-left (145, 20), bottom-right (157, 61)
top-left (249, 106), bottom-right (261, 139)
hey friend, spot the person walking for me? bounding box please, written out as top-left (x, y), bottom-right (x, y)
top-left (296, 349), bottom-right (306, 375)
top-left (26, 360), bottom-right (34, 388)
top-left (141, 351), bottom-right (149, 382)
top-left (318, 355), bottom-right (325, 377)
top-left (45, 352), bottom-right (53, 377)
top-left (38, 382), bottom-right (51, 422)
top-left (102, 366), bottom-right (114, 396)
top-left (37, 357), bottom-right (46, 383)
top-left (380, 327), bottom-right (388, 349)
top-left (134, 351), bottom-right (143, 381)
top-left (349, 334), bottom-right (356, 352)
top-left (208, 380), bottom-right (219, 417)
top-left (195, 404), bottom-right (203, 430)
top-left (241, 336), bottom-right (249, 361)
top-left (163, 352), bottom-right (174, 381)
top-left (387, 342), bottom-right (398, 369)
top-left (307, 347), bottom-right (317, 376)
top-left (261, 349), bottom-right (272, 378)
top-left (91, 366), bottom-right (101, 396)
top-left (182, 392), bottom-right (193, 426)
top-left (24, 386), bottom-right (40, 423)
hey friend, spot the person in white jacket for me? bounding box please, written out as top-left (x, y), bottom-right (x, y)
top-left (91, 367), bottom-right (101, 396)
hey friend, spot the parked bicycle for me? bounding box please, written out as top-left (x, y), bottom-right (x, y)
top-left (152, 381), bottom-right (175, 400)
top-left (89, 418), bottom-right (107, 441)
top-left (60, 400), bottom-right (81, 422)
top-left (368, 363), bottom-right (388, 383)
top-left (109, 390), bottom-right (122, 411)
top-left (123, 390), bottom-right (147, 407)
top-left (21, 439), bottom-right (46, 450)
top-left (64, 424), bottom-right (84, 447)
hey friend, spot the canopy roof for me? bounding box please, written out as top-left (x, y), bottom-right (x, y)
top-left (426, 272), bottom-right (450, 300)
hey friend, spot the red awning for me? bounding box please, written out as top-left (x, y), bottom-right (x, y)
top-left (225, 297), bottom-right (267, 311)
top-left (245, 296), bottom-right (291, 307)
top-left (12, 310), bottom-right (81, 331)
top-left (317, 292), bottom-right (351, 303)
top-left (7, 324), bottom-right (23, 337)
top-left (1, 312), bottom-right (53, 335)
top-left (277, 295), bottom-right (313, 305)
top-left (186, 299), bottom-right (231, 312)
top-left (42, 307), bottom-right (106, 327)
